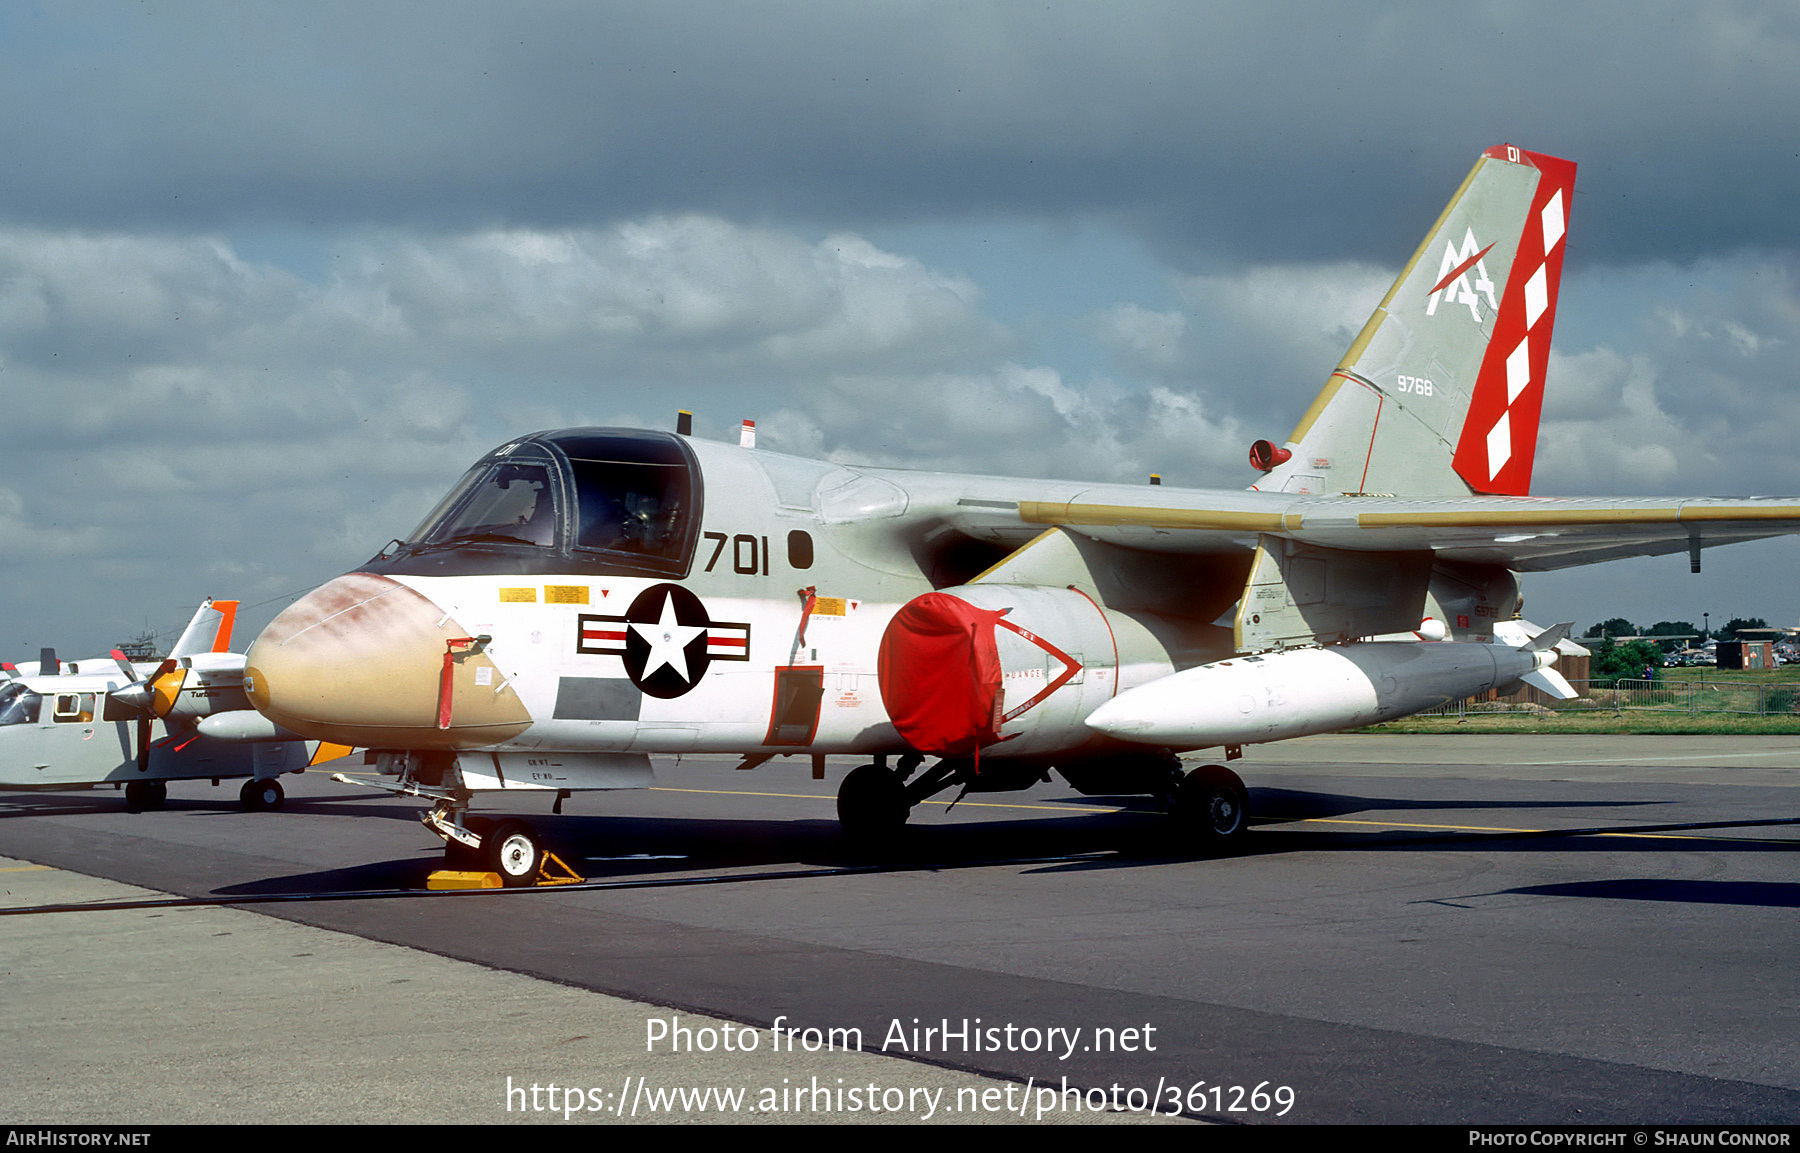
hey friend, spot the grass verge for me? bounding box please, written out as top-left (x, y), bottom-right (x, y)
top-left (1368, 712), bottom-right (1800, 735)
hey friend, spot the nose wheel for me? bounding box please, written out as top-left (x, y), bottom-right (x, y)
top-left (486, 819), bottom-right (544, 887)
top-left (427, 810), bottom-right (582, 888)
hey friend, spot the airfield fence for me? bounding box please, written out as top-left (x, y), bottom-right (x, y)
top-left (1419, 678), bottom-right (1800, 719)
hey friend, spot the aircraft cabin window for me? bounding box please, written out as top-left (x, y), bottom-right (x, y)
top-left (0, 684), bottom-right (40, 727)
top-left (52, 692), bottom-right (95, 723)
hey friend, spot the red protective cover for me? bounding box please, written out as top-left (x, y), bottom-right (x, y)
top-left (877, 592), bottom-right (1007, 755)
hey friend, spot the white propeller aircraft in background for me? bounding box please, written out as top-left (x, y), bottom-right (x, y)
top-left (236, 145), bottom-right (1800, 884)
top-left (0, 600), bottom-right (324, 809)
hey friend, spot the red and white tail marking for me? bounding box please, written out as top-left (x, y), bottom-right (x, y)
top-left (1451, 146), bottom-right (1577, 496)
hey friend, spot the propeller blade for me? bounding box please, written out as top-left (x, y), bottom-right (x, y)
top-left (109, 649), bottom-right (143, 684)
top-left (108, 657), bottom-right (177, 716)
top-left (136, 714), bottom-right (151, 774)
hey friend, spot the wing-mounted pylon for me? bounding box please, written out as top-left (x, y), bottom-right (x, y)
top-left (1417, 561), bottom-right (1520, 642)
top-left (1233, 536), bottom-right (1433, 652)
top-left (1255, 145), bottom-right (1576, 499)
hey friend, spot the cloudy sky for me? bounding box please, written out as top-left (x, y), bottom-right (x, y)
top-left (5, 1), bottom-right (1800, 656)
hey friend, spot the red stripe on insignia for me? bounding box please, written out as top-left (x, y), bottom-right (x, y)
top-left (1428, 242), bottom-right (1496, 296)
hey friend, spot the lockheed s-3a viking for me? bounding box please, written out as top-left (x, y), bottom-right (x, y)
top-left (240, 146), bottom-right (1800, 884)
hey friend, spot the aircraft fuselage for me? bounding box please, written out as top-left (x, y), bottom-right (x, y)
top-left (244, 430), bottom-right (1245, 789)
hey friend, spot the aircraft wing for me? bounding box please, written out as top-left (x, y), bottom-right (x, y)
top-left (921, 478), bottom-right (1800, 571)
top-left (1278, 495), bottom-right (1800, 571)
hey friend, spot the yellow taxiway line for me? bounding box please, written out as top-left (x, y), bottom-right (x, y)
top-left (649, 786), bottom-right (1131, 815)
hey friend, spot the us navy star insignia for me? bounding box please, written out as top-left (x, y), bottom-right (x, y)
top-left (576, 583), bottom-right (752, 698)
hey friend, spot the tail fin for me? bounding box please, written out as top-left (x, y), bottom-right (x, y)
top-left (1254, 144), bottom-right (1576, 498)
top-left (168, 599), bottom-right (240, 658)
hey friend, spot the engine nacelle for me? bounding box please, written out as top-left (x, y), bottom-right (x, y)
top-left (876, 584), bottom-right (1176, 757)
top-left (159, 653), bottom-right (253, 722)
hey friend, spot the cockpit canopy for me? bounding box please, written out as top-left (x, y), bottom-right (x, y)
top-left (371, 428), bottom-right (702, 578)
top-left (0, 682), bottom-right (40, 727)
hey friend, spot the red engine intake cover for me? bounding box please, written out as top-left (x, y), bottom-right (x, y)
top-left (876, 592), bottom-right (1008, 756)
top-left (1248, 439), bottom-right (1292, 471)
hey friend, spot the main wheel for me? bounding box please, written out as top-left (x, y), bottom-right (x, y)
top-left (837, 763), bottom-right (909, 840)
top-left (486, 819), bottom-right (543, 887)
top-left (126, 779), bottom-right (168, 811)
top-left (1170, 764), bottom-right (1249, 845)
top-left (239, 777), bottom-right (285, 811)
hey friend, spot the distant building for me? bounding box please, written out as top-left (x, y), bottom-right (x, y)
top-left (1717, 640), bottom-right (1775, 670)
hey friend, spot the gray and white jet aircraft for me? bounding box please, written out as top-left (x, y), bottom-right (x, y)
top-left (238, 145), bottom-right (1800, 883)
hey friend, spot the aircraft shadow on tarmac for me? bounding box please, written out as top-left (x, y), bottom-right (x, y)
top-left (213, 806), bottom-right (1169, 896)
top-left (1503, 878), bottom-right (1800, 909)
top-left (200, 780), bottom-right (1797, 900)
top-left (1249, 786), bottom-right (1666, 821)
top-left (0, 785), bottom-right (427, 821)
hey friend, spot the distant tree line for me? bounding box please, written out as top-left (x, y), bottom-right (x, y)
top-left (1577, 617), bottom-right (1776, 686)
top-left (1579, 617), bottom-right (1770, 647)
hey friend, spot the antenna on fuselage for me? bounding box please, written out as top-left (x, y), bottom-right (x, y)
top-left (739, 419), bottom-right (756, 448)
top-left (676, 410), bottom-right (693, 436)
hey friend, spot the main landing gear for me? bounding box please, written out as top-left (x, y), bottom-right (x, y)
top-left (122, 776), bottom-right (289, 812)
top-left (833, 752), bottom-right (1052, 842)
top-left (123, 779), bottom-right (167, 811)
top-left (239, 776), bottom-right (285, 811)
top-left (833, 753), bottom-right (1252, 853)
top-left (838, 752), bottom-right (1010, 843)
top-left (1167, 763), bottom-right (1249, 845)
top-left (836, 762), bottom-right (912, 839)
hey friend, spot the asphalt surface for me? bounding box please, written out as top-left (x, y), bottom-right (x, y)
top-left (3, 734), bottom-right (1799, 1125)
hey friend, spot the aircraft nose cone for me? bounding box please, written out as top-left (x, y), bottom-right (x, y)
top-left (246, 572), bottom-right (531, 749)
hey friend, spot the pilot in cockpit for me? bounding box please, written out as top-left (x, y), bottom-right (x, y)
top-left (514, 477), bottom-right (556, 546)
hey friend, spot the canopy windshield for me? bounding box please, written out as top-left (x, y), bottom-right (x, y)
top-left (0, 682), bottom-right (40, 727)
top-left (383, 429), bottom-right (702, 578)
